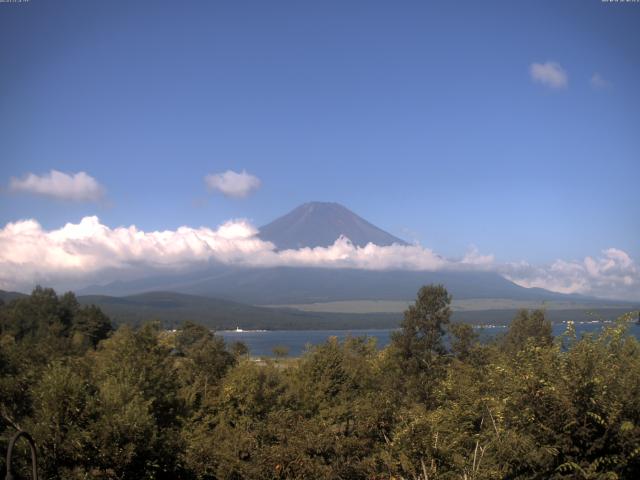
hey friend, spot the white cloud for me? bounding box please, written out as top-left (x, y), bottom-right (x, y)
top-left (459, 246), bottom-right (495, 268)
top-left (0, 216), bottom-right (483, 292)
top-left (274, 236), bottom-right (449, 271)
top-left (529, 61), bottom-right (568, 89)
top-left (9, 170), bottom-right (105, 202)
top-left (0, 216), bottom-right (267, 291)
top-left (590, 72), bottom-right (611, 89)
top-left (0, 216), bottom-right (636, 301)
top-left (503, 248), bottom-right (638, 301)
top-left (205, 169), bottom-right (261, 198)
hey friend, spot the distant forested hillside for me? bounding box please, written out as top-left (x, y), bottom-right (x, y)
top-left (1, 288), bottom-right (633, 331)
top-left (0, 289), bottom-right (26, 303)
top-left (77, 291), bottom-right (402, 330)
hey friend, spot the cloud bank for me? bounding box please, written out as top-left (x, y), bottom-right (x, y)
top-left (0, 217), bottom-right (636, 300)
top-left (530, 61), bottom-right (568, 89)
top-left (205, 169), bottom-right (261, 198)
top-left (503, 248), bottom-right (638, 301)
top-left (9, 170), bottom-right (105, 202)
top-left (0, 216), bottom-right (482, 292)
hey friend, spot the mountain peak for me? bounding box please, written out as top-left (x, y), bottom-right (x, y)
top-left (301, 201), bottom-right (340, 207)
top-left (258, 202), bottom-right (407, 250)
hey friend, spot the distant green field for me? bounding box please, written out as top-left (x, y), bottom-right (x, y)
top-left (263, 298), bottom-right (631, 314)
top-left (3, 289), bottom-right (634, 330)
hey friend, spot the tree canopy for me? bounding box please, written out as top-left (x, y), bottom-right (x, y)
top-left (1, 286), bottom-right (639, 479)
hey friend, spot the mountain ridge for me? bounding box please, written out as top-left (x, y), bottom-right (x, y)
top-left (70, 202), bottom-right (627, 306)
top-left (79, 266), bottom-right (609, 305)
top-left (258, 201), bottom-right (407, 249)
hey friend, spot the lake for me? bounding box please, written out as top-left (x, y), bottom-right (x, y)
top-left (218, 321), bottom-right (640, 357)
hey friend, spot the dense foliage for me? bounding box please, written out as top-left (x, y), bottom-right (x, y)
top-left (1, 286), bottom-right (639, 479)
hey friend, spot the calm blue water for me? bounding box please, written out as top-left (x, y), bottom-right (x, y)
top-left (218, 322), bottom-right (640, 357)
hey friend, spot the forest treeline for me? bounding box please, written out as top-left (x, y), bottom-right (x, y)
top-left (1, 285), bottom-right (639, 479)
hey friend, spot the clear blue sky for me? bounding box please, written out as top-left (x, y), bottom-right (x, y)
top-left (1, 0), bottom-right (639, 264)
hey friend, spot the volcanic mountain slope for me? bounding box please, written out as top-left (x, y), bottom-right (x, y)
top-left (258, 201), bottom-right (407, 249)
top-left (79, 202), bottom-right (611, 306)
top-left (167, 267), bottom-right (604, 305)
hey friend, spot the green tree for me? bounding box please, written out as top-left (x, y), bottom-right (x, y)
top-left (389, 284), bottom-right (452, 405)
top-left (0, 286), bottom-right (70, 343)
top-left (27, 360), bottom-right (96, 478)
top-left (503, 309), bottom-right (553, 353)
top-left (175, 321), bottom-right (236, 411)
top-left (272, 344), bottom-right (290, 359)
top-left (230, 340), bottom-right (250, 358)
top-left (71, 304), bottom-right (113, 348)
top-left (448, 322), bottom-right (479, 361)
top-left (88, 323), bottom-right (184, 479)
top-left (182, 359), bottom-right (288, 479)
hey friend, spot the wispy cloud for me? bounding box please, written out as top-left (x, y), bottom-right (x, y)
top-left (590, 72), bottom-right (611, 89)
top-left (529, 61), bottom-right (568, 89)
top-left (205, 169), bottom-right (261, 198)
top-left (9, 170), bottom-right (105, 202)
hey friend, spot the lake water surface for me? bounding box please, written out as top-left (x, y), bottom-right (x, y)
top-left (219, 322), bottom-right (640, 357)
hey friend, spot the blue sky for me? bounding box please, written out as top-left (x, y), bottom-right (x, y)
top-left (0, 0), bottom-right (639, 297)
